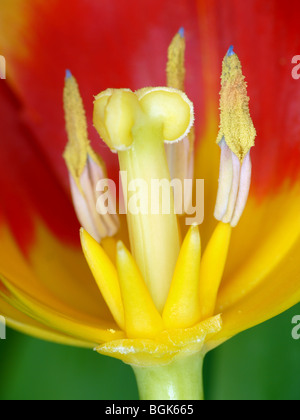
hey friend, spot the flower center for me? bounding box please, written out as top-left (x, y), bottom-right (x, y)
top-left (62, 32), bottom-right (256, 348)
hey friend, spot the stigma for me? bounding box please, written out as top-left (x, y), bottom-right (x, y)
top-left (214, 47), bottom-right (256, 227)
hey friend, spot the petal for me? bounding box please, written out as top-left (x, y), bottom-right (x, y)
top-left (97, 315), bottom-right (222, 367)
top-left (1, 275), bottom-right (125, 344)
top-left (0, 82), bottom-right (117, 327)
top-left (218, 185), bottom-right (300, 310)
top-left (116, 242), bottom-right (164, 339)
top-left (0, 83), bottom-right (79, 252)
top-left (207, 225), bottom-right (300, 351)
top-left (163, 225), bottom-right (202, 329)
top-left (195, 0), bottom-right (300, 197)
top-left (0, 221), bottom-right (116, 321)
top-left (194, 0), bottom-right (300, 343)
top-left (0, 294), bottom-right (94, 348)
top-left (80, 229), bottom-right (125, 330)
top-left (0, 0), bottom-right (201, 189)
top-left (207, 183), bottom-right (300, 348)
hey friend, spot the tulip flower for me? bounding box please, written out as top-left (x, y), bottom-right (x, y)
top-left (0, 0), bottom-right (299, 400)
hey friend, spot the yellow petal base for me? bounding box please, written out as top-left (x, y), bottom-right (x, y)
top-left (96, 315), bottom-right (222, 367)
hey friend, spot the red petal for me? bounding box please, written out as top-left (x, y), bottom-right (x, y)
top-left (1, 0), bottom-right (299, 248)
top-left (196, 0), bottom-right (300, 196)
top-left (0, 0), bottom-right (201, 188)
top-left (0, 83), bottom-right (79, 252)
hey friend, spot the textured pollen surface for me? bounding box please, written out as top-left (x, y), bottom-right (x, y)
top-left (217, 52), bottom-right (256, 161)
top-left (166, 31), bottom-right (186, 91)
top-left (63, 74), bottom-right (105, 190)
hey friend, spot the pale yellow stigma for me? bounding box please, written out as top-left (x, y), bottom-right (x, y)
top-left (93, 87), bottom-right (194, 151)
top-left (217, 51), bottom-right (256, 161)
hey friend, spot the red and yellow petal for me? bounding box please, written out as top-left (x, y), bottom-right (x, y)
top-left (196, 0), bottom-right (300, 196)
top-left (0, 74), bottom-right (116, 332)
top-left (207, 220), bottom-right (300, 350)
top-left (194, 0), bottom-right (300, 344)
top-left (1, 275), bottom-right (125, 345)
top-left (0, 295), bottom-right (94, 348)
top-left (0, 0), bottom-right (201, 190)
top-left (0, 0), bottom-right (299, 354)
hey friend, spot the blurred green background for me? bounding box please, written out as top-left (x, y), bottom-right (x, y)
top-left (0, 303), bottom-right (299, 400)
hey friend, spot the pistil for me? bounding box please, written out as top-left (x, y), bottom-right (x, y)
top-left (93, 88), bottom-right (194, 312)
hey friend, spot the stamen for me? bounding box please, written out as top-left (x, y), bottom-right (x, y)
top-left (221, 151), bottom-right (240, 223)
top-left (214, 48), bottom-right (256, 227)
top-left (166, 29), bottom-right (186, 91)
top-left (214, 139), bottom-right (234, 221)
top-left (227, 45), bottom-right (235, 57)
top-left (63, 71), bottom-right (90, 184)
top-left (231, 151), bottom-right (252, 227)
top-left (63, 73), bottom-right (119, 241)
top-left (216, 47), bottom-right (256, 161)
top-left (165, 29), bottom-right (195, 215)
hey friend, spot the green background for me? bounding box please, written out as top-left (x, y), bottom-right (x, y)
top-left (0, 303), bottom-right (299, 400)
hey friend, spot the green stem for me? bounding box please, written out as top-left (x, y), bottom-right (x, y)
top-left (132, 352), bottom-right (204, 400)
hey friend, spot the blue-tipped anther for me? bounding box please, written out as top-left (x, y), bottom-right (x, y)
top-left (227, 45), bottom-right (235, 57)
top-left (65, 69), bottom-right (72, 79)
top-left (178, 27), bottom-right (185, 38)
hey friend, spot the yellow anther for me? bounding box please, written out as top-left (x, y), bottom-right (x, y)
top-left (80, 229), bottom-right (125, 330)
top-left (63, 72), bottom-right (100, 188)
top-left (166, 29), bottom-right (186, 90)
top-left (199, 222), bottom-right (232, 320)
top-left (163, 225), bottom-right (202, 329)
top-left (217, 49), bottom-right (256, 161)
top-left (116, 241), bottom-right (164, 339)
top-left (165, 30), bottom-right (195, 216)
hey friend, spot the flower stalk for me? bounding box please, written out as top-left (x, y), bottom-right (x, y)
top-left (133, 352), bottom-right (204, 400)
